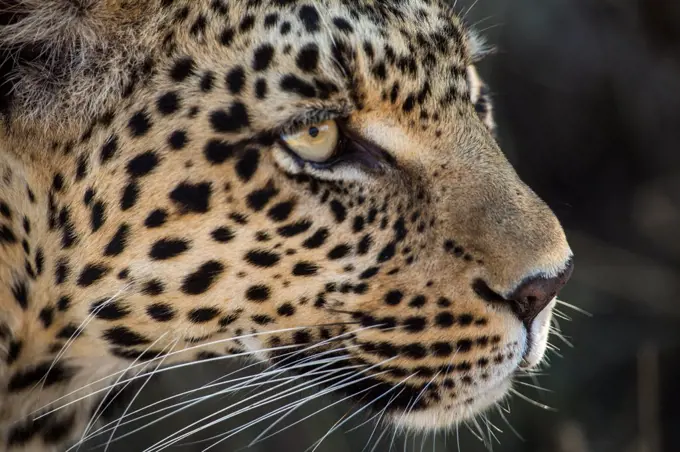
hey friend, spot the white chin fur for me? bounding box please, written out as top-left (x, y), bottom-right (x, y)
top-left (522, 298), bottom-right (557, 368)
top-left (389, 379), bottom-right (512, 432)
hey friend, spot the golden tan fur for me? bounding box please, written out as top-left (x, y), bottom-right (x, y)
top-left (0, 0), bottom-right (572, 449)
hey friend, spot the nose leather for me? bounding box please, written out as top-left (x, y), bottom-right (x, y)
top-left (507, 259), bottom-right (574, 326)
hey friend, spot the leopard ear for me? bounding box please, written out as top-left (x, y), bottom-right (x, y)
top-left (0, 0), bottom-right (155, 133)
top-left (466, 64), bottom-right (496, 134)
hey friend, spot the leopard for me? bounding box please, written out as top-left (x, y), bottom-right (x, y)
top-left (0, 0), bottom-right (574, 450)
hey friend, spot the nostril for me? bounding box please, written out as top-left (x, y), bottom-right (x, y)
top-left (473, 259), bottom-right (574, 326)
top-left (507, 259), bottom-right (574, 325)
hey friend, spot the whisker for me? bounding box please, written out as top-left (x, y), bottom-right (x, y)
top-left (555, 299), bottom-right (592, 317)
top-left (305, 374), bottom-right (416, 452)
top-left (158, 366), bottom-right (395, 452)
top-left (96, 356), bottom-right (359, 449)
top-left (509, 388), bottom-right (556, 411)
top-left (75, 333), bottom-right (170, 449)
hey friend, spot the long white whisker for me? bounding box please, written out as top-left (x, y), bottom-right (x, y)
top-left (555, 299), bottom-right (592, 316)
top-left (308, 374), bottom-right (415, 452)
top-left (30, 324), bottom-right (351, 418)
top-left (103, 339), bottom-right (177, 451)
top-left (75, 333), bottom-right (170, 449)
top-left (98, 356), bottom-right (358, 449)
top-left (160, 355), bottom-right (399, 451)
top-left (509, 388), bottom-right (556, 411)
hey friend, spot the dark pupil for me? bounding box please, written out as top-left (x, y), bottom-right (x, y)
top-left (308, 126), bottom-right (320, 138)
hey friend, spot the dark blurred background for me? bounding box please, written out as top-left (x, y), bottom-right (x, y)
top-left (101, 1), bottom-right (680, 450)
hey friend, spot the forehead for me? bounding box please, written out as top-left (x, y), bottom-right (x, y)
top-left (171, 0), bottom-right (481, 132)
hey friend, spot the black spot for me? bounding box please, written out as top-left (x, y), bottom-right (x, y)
top-left (458, 314), bottom-right (474, 326)
top-left (298, 5), bottom-right (320, 32)
top-left (170, 182), bottom-right (212, 213)
top-left (255, 79), bottom-right (268, 99)
top-left (280, 21), bottom-right (292, 35)
top-left (402, 343), bottom-right (427, 359)
top-left (77, 264), bottom-right (110, 287)
top-left (190, 14), bottom-right (207, 36)
top-left (264, 12), bottom-right (279, 28)
top-left (252, 315), bottom-right (273, 325)
top-left (142, 279), bottom-right (165, 296)
top-left (435, 312), bottom-right (455, 328)
top-left (357, 234), bottom-right (373, 255)
top-left (145, 209), bottom-right (168, 228)
top-left (437, 297), bottom-right (452, 308)
top-left (278, 220), bottom-right (312, 237)
top-left (100, 136), bottom-right (119, 163)
top-left (210, 102), bottom-right (250, 133)
top-left (253, 44), bottom-right (275, 71)
top-left (75, 154), bottom-right (89, 181)
top-left (359, 267), bottom-right (379, 279)
top-left (267, 201), bottom-right (294, 221)
top-left (169, 57), bottom-right (195, 81)
top-left (296, 44), bottom-right (319, 72)
top-left (302, 228), bottom-right (328, 248)
top-left (409, 295), bottom-right (427, 308)
top-left (7, 362), bottom-right (75, 392)
top-left (149, 238), bottom-right (190, 260)
top-left (332, 17), bottom-right (353, 33)
top-left (457, 339), bottom-right (473, 352)
top-left (6, 340), bottom-right (22, 364)
top-left (226, 67), bottom-right (246, 94)
top-left (120, 182), bottom-right (140, 211)
top-left (235, 148), bottom-right (260, 181)
top-left (35, 248), bottom-right (44, 275)
top-left (90, 299), bottom-right (130, 320)
top-left (200, 71), bottom-right (215, 92)
top-left (57, 295), bottom-right (71, 311)
top-left (377, 241), bottom-right (397, 263)
top-left (403, 317), bottom-right (427, 332)
top-left (104, 224), bottom-right (130, 256)
top-left (83, 189), bottom-right (95, 206)
top-left (55, 259), bottom-right (70, 285)
top-left (90, 201), bottom-right (106, 232)
top-left (168, 130), bottom-right (188, 149)
top-left (246, 284), bottom-right (270, 302)
top-left (280, 75), bottom-right (316, 98)
top-left (329, 200), bottom-right (346, 223)
top-left (247, 182), bottom-right (279, 211)
top-left (212, 226), bottom-right (235, 243)
top-left (128, 110), bottom-right (152, 137)
top-left (220, 27), bottom-right (235, 46)
top-left (188, 307), bottom-right (220, 323)
top-left (51, 174), bottom-right (64, 192)
top-left (327, 245), bottom-right (353, 262)
top-left (204, 140), bottom-right (234, 164)
top-left (245, 250), bottom-right (281, 267)
top-left (293, 330), bottom-right (311, 344)
top-left (147, 303), bottom-right (176, 322)
top-left (103, 326), bottom-right (151, 347)
top-left (181, 261), bottom-right (225, 295)
top-left (57, 324), bottom-right (82, 339)
top-left (277, 303), bottom-right (295, 316)
top-left (39, 307), bottom-right (54, 328)
top-left (385, 290), bottom-right (403, 306)
top-left (156, 91), bottom-right (181, 115)
top-left (292, 261), bottom-right (318, 276)
top-left (239, 15), bottom-right (255, 32)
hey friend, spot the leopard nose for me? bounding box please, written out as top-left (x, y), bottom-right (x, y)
top-left (507, 259), bottom-right (574, 325)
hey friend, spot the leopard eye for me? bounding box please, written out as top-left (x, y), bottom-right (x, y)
top-left (280, 120), bottom-right (339, 163)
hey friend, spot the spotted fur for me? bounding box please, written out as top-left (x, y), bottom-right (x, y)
top-left (0, 0), bottom-right (573, 449)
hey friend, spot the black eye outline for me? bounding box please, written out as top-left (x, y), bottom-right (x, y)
top-left (277, 118), bottom-right (395, 172)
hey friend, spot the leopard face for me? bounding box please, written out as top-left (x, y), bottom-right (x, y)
top-left (0, 0), bottom-right (573, 448)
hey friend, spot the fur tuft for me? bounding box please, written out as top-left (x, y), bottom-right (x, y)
top-left (0, 0), bottom-right (158, 135)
